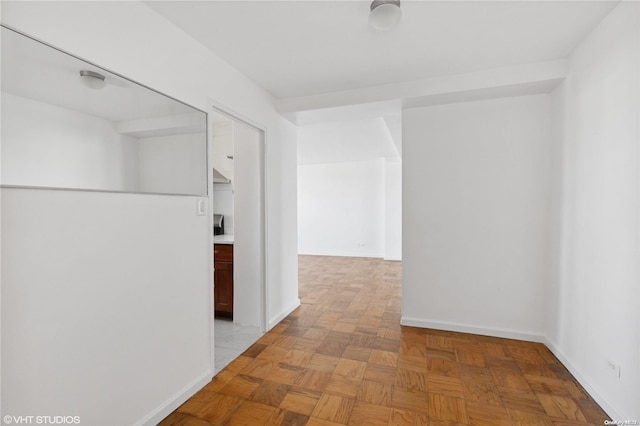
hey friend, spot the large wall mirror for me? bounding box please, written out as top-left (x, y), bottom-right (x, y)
top-left (1, 26), bottom-right (207, 196)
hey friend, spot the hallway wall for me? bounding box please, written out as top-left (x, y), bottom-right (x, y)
top-left (0, 2), bottom-right (298, 424)
top-left (402, 94), bottom-right (552, 339)
top-left (401, 2), bottom-right (639, 418)
top-left (298, 158), bottom-right (386, 258)
top-left (548, 2), bottom-right (640, 418)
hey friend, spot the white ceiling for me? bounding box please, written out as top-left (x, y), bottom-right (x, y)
top-left (1, 26), bottom-right (203, 124)
top-left (146, 0), bottom-right (617, 100)
top-left (298, 117), bottom-right (399, 165)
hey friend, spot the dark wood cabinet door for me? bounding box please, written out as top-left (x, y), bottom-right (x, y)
top-left (214, 244), bottom-right (233, 262)
top-left (214, 260), bottom-right (233, 318)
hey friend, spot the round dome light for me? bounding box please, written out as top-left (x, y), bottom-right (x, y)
top-left (369, 0), bottom-right (402, 31)
top-left (79, 70), bottom-right (106, 90)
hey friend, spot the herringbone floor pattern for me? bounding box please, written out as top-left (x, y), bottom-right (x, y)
top-left (160, 255), bottom-right (609, 425)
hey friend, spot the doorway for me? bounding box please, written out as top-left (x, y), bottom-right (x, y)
top-left (296, 115), bottom-right (402, 261)
top-left (209, 106), bottom-right (267, 373)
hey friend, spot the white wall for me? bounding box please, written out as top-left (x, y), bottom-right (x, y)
top-left (296, 117), bottom-right (401, 260)
top-left (233, 123), bottom-right (264, 327)
top-left (1, 1), bottom-right (298, 425)
top-left (212, 121), bottom-right (235, 234)
top-left (298, 159), bottom-right (386, 258)
top-left (212, 185), bottom-right (234, 234)
top-left (402, 95), bottom-right (552, 338)
top-left (265, 118), bottom-right (299, 329)
top-left (212, 121), bottom-right (235, 182)
top-left (297, 118), bottom-right (398, 165)
top-left (401, 6), bottom-right (640, 416)
top-left (1, 92), bottom-right (139, 192)
top-left (2, 92), bottom-right (207, 196)
top-left (1, 190), bottom-right (211, 425)
top-left (137, 133), bottom-right (207, 195)
top-left (384, 160), bottom-right (402, 261)
top-left (548, 2), bottom-right (640, 419)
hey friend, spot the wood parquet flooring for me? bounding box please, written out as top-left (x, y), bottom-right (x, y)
top-left (160, 255), bottom-right (610, 425)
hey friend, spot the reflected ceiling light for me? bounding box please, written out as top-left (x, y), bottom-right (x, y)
top-left (79, 70), bottom-right (106, 90)
top-left (369, 0), bottom-right (402, 31)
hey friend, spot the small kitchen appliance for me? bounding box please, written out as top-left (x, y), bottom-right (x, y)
top-left (213, 214), bottom-right (224, 236)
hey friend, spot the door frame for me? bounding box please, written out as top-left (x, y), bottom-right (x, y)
top-left (206, 98), bottom-right (269, 370)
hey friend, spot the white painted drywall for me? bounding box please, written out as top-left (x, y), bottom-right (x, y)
top-left (212, 186), bottom-right (234, 235)
top-left (232, 122), bottom-right (264, 328)
top-left (384, 160), bottom-right (402, 261)
top-left (212, 121), bottom-right (235, 182)
top-left (1, 1), bottom-right (298, 425)
top-left (266, 117), bottom-right (299, 329)
top-left (296, 116), bottom-right (401, 260)
top-left (1, 92), bottom-right (139, 192)
top-left (297, 118), bottom-right (398, 165)
top-left (137, 133), bottom-right (207, 195)
top-left (1, 189), bottom-right (212, 425)
top-left (212, 121), bottom-right (235, 234)
top-left (548, 2), bottom-right (640, 419)
top-left (298, 158), bottom-right (386, 258)
top-left (402, 95), bottom-right (551, 338)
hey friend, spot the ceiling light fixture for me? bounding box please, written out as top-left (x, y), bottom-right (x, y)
top-left (79, 70), bottom-right (106, 90)
top-left (369, 0), bottom-right (402, 31)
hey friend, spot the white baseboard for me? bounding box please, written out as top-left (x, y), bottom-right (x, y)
top-left (137, 369), bottom-right (213, 426)
top-left (298, 251), bottom-right (384, 259)
top-left (400, 316), bottom-right (628, 421)
top-left (135, 298), bottom-right (300, 425)
top-left (543, 338), bottom-right (625, 421)
top-left (268, 298), bottom-right (301, 330)
top-left (400, 316), bottom-right (547, 343)
top-left (297, 252), bottom-right (400, 261)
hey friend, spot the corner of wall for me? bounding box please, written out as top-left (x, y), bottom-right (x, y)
top-left (542, 336), bottom-right (626, 420)
top-left (400, 317), bottom-right (547, 344)
top-left (268, 298), bottom-right (301, 331)
top-left (138, 370), bottom-right (212, 426)
top-left (542, 1), bottom-right (640, 420)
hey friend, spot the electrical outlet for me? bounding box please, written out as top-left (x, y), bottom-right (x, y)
top-left (606, 359), bottom-right (621, 378)
top-left (358, 242), bottom-right (366, 247)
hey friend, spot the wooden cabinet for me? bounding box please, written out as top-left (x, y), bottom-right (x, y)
top-left (214, 244), bottom-right (234, 319)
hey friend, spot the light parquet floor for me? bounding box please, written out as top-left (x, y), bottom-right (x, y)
top-left (160, 255), bottom-right (609, 425)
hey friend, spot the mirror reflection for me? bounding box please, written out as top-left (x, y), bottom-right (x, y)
top-left (1, 26), bottom-right (207, 196)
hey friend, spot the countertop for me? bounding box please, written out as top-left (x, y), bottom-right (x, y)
top-left (214, 234), bottom-right (234, 245)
